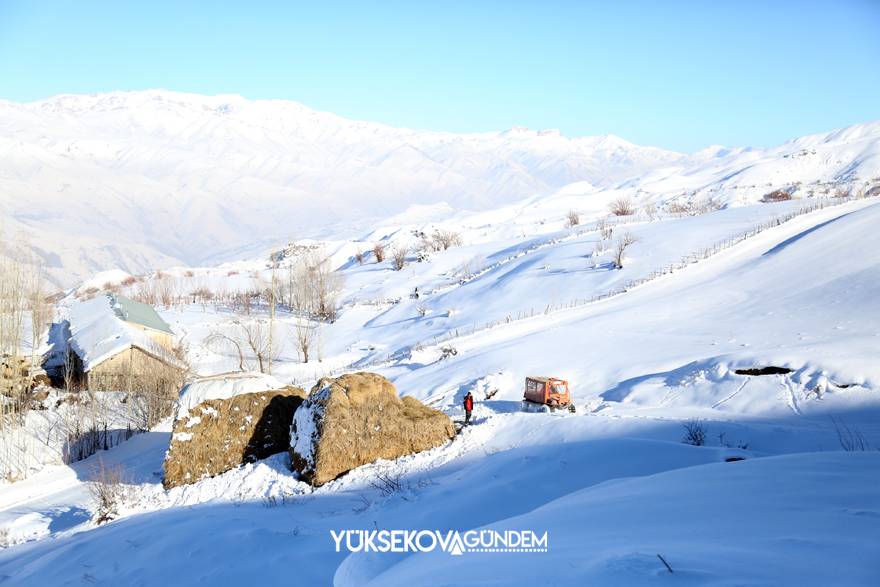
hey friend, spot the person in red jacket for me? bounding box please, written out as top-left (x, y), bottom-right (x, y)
top-left (463, 391), bottom-right (474, 425)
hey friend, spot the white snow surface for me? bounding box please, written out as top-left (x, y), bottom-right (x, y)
top-left (1, 154), bottom-right (880, 583)
top-left (175, 371), bottom-right (286, 419)
top-left (1, 90), bottom-right (878, 287)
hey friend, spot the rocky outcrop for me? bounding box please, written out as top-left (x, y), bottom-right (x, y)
top-left (290, 372), bottom-right (455, 486)
top-left (163, 385), bottom-right (306, 489)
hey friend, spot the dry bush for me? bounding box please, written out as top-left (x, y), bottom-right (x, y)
top-left (762, 189), bottom-right (792, 203)
top-left (120, 276), bottom-right (137, 287)
top-left (354, 249), bottom-right (365, 265)
top-left (831, 416), bottom-right (871, 451)
top-left (88, 459), bottom-right (130, 524)
top-left (427, 229), bottom-right (463, 252)
top-left (597, 219), bottom-right (613, 240)
top-left (644, 203), bottom-right (658, 221)
top-left (565, 209), bottom-right (580, 228)
top-left (667, 200), bottom-right (690, 216)
top-left (609, 196), bottom-right (636, 216)
top-left (613, 232), bottom-right (638, 269)
top-left (682, 419), bottom-right (707, 446)
top-left (372, 242), bottom-right (386, 263)
top-left (391, 246), bottom-right (408, 271)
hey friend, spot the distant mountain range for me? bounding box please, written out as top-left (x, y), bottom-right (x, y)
top-left (0, 90), bottom-right (877, 286)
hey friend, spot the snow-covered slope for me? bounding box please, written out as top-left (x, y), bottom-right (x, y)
top-left (2, 192), bottom-right (879, 584)
top-left (2, 90), bottom-right (878, 287)
top-left (0, 90), bottom-right (683, 285)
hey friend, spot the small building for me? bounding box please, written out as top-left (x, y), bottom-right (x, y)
top-left (63, 293), bottom-right (185, 392)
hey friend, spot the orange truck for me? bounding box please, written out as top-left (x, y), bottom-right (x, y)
top-left (522, 376), bottom-right (576, 413)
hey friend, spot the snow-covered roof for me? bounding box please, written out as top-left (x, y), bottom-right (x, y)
top-left (109, 293), bottom-right (174, 334)
top-left (177, 371), bottom-right (286, 418)
top-left (68, 294), bottom-right (181, 372)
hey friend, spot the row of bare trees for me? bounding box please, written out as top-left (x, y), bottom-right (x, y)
top-left (206, 249), bottom-right (344, 372)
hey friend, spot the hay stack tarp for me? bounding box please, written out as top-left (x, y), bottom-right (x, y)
top-left (164, 385), bottom-right (306, 489)
top-left (290, 372), bottom-right (455, 486)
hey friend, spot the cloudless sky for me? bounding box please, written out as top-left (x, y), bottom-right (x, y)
top-left (0, 0), bottom-right (878, 151)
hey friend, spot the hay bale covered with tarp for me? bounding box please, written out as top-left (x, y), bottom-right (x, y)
top-left (290, 372), bottom-right (455, 486)
top-left (163, 372), bottom-right (306, 489)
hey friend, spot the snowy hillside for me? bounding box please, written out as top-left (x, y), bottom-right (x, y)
top-left (2, 186), bottom-right (879, 584)
top-left (0, 90), bottom-right (682, 286)
top-left (2, 90), bottom-right (878, 287)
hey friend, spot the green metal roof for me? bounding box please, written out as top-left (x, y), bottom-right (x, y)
top-left (108, 293), bottom-right (174, 335)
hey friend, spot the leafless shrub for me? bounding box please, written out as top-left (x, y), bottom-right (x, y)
top-left (609, 196), bottom-right (636, 216)
top-left (354, 249), bottom-right (365, 265)
top-left (831, 416), bottom-right (871, 451)
top-left (370, 468), bottom-right (406, 497)
top-left (428, 229), bottom-right (463, 251)
top-left (88, 459), bottom-right (130, 524)
top-left (565, 210), bottom-right (580, 228)
top-left (762, 189), bottom-right (792, 203)
top-left (682, 419), bottom-right (707, 446)
top-left (391, 246), bottom-right (408, 271)
top-left (644, 202), bottom-right (658, 221)
top-left (372, 242), bottom-right (386, 263)
top-left (612, 232), bottom-right (638, 269)
top-left (834, 187), bottom-right (851, 199)
top-left (667, 200), bottom-right (690, 216)
top-left (120, 276), bottom-right (137, 287)
top-left (597, 218), bottom-right (613, 240)
top-left (439, 346), bottom-right (458, 360)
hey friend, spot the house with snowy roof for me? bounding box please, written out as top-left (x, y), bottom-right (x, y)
top-left (63, 293), bottom-right (185, 392)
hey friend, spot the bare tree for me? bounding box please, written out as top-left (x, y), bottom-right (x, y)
top-left (644, 202), bottom-right (658, 221)
top-left (391, 246), bottom-right (408, 271)
top-left (372, 242), bottom-right (386, 263)
top-left (565, 210), bottom-right (580, 228)
top-left (292, 313), bottom-right (317, 364)
top-left (354, 249), bottom-right (365, 265)
top-left (288, 250), bottom-right (343, 322)
top-left (613, 232), bottom-right (638, 269)
top-left (609, 196), bottom-right (636, 216)
top-left (206, 319), bottom-right (280, 373)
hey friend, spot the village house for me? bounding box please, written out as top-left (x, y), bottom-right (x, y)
top-left (58, 293), bottom-right (185, 392)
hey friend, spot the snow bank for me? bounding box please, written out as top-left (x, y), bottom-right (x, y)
top-left (176, 371), bottom-right (286, 418)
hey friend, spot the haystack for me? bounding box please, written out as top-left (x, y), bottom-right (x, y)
top-left (290, 372), bottom-right (454, 486)
top-left (164, 385), bottom-right (306, 489)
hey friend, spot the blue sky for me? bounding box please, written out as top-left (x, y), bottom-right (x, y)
top-left (0, 0), bottom-right (877, 151)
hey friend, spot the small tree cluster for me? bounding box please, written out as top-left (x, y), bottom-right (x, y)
top-left (424, 229), bottom-right (463, 252)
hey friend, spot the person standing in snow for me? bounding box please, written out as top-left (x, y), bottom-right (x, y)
top-left (463, 391), bottom-right (474, 425)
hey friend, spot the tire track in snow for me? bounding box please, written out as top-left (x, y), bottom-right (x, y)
top-left (712, 378), bottom-right (750, 409)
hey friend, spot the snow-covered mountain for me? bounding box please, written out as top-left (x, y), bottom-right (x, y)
top-left (0, 90), bottom-right (682, 285)
top-left (3, 90), bottom-right (878, 288)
